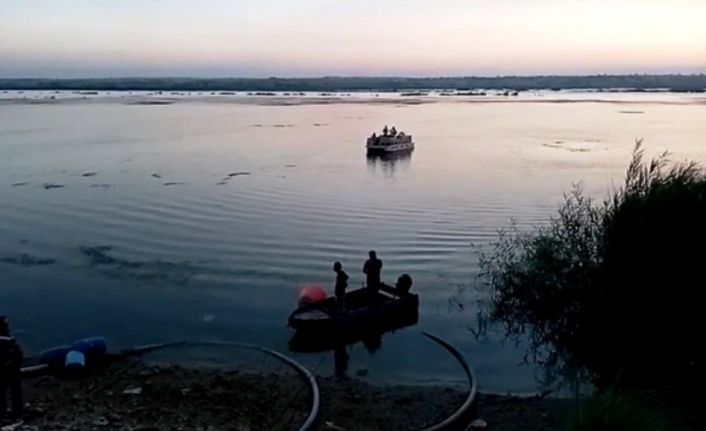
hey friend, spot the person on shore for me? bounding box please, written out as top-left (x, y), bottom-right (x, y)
top-left (0, 316), bottom-right (23, 422)
top-left (334, 344), bottom-right (349, 379)
top-left (333, 262), bottom-right (349, 312)
top-left (363, 250), bottom-right (383, 292)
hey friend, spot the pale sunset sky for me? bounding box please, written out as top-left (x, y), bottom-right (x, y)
top-left (0, 0), bottom-right (704, 78)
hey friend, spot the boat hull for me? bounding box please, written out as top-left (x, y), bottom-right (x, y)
top-left (366, 135), bottom-right (415, 154)
top-left (288, 288), bottom-right (419, 344)
top-left (289, 308), bottom-right (418, 352)
top-left (366, 144), bottom-right (414, 155)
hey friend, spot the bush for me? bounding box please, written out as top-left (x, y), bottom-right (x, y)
top-left (569, 390), bottom-right (665, 431)
top-left (480, 141), bottom-right (706, 398)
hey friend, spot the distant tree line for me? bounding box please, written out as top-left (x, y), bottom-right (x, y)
top-left (0, 74), bottom-right (705, 92)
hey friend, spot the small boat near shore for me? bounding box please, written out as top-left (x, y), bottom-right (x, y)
top-left (366, 126), bottom-right (415, 154)
top-left (288, 284), bottom-right (419, 338)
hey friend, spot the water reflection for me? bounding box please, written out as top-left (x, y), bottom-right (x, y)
top-left (366, 151), bottom-right (413, 176)
top-left (361, 333), bottom-right (382, 353)
top-left (290, 305), bottom-right (418, 378)
top-left (333, 334), bottom-right (382, 378)
top-left (10, 96), bottom-right (703, 391)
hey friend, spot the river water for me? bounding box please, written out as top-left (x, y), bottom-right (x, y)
top-left (1, 91), bottom-right (705, 392)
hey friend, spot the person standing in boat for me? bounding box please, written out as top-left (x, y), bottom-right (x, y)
top-left (0, 316), bottom-right (23, 423)
top-left (390, 126), bottom-right (397, 137)
top-left (382, 125), bottom-right (389, 136)
top-left (363, 250), bottom-right (383, 292)
top-left (333, 262), bottom-right (349, 312)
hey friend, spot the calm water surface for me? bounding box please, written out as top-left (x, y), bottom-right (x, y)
top-left (1, 92), bottom-right (705, 392)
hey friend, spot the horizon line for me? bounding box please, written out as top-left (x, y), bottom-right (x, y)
top-left (2, 72), bottom-right (706, 81)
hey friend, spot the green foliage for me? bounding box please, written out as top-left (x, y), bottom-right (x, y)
top-left (479, 188), bottom-right (602, 373)
top-left (569, 391), bottom-right (665, 431)
top-left (481, 141), bottom-right (706, 397)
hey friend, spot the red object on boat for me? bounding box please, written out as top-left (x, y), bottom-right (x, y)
top-left (299, 284), bottom-right (328, 305)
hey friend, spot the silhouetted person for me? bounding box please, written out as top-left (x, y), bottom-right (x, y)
top-left (390, 126), bottom-right (397, 137)
top-left (362, 334), bottom-right (382, 354)
top-left (0, 316), bottom-right (23, 422)
top-left (333, 262), bottom-right (349, 312)
top-left (334, 344), bottom-right (349, 379)
top-left (395, 274), bottom-right (413, 295)
top-left (382, 125), bottom-right (389, 136)
top-left (363, 250), bottom-right (383, 292)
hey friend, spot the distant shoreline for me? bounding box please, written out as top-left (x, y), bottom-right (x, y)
top-left (2, 92), bottom-right (705, 109)
top-left (1, 74), bottom-right (705, 92)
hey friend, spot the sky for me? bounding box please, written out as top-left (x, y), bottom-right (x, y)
top-left (1, 0), bottom-right (705, 78)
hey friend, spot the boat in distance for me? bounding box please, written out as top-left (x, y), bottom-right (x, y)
top-left (366, 126), bottom-right (415, 154)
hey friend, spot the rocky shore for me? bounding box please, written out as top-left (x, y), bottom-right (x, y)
top-left (9, 359), bottom-right (571, 431)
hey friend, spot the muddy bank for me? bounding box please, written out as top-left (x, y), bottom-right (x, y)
top-left (12, 359), bottom-right (577, 431)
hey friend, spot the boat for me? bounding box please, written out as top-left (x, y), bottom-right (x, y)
top-left (289, 292), bottom-right (418, 352)
top-left (366, 127), bottom-right (415, 154)
top-left (288, 283), bottom-right (419, 339)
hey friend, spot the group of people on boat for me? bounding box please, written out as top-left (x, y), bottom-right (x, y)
top-left (370, 125), bottom-right (399, 141)
top-left (332, 250), bottom-right (385, 312)
top-left (331, 250), bottom-right (414, 312)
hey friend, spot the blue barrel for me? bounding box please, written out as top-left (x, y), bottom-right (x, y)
top-left (39, 346), bottom-right (71, 366)
top-left (65, 350), bottom-right (86, 369)
top-left (70, 337), bottom-right (107, 357)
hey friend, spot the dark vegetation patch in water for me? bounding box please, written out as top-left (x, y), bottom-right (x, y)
top-left (79, 246), bottom-right (202, 283)
top-left (43, 183), bottom-right (64, 189)
top-left (163, 182), bottom-right (185, 186)
top-left (81, 171), bottom-right (97, 177)
top-left (217, 171), bottom-right (251, 184)
top-left (0, 254), bottom-right (56, 266)
top-left (128, 100), bottom-right (175, 105)
top-left (542, 141), bottom-right (592, 153)
top-left (11, 182), bottom-right (28, 187)
top-left (619, 110), bottom-right (645, 114)
top-left (150, 173), bottom-right (162, 179)
top-left (90, 183), bottom-right (111, 189)
top-left (80, 246), bottom-right (127, 266)
top-left (251, 124), bottom-right (295, 128)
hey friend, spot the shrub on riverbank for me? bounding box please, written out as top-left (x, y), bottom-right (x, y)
top-left (569, 390), bottom-right (665, 431)
top-left (480, 141), bottom-right (706, 403)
